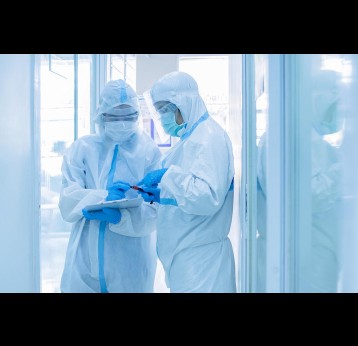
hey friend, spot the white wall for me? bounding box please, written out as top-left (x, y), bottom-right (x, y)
top-left (136, 54), bottom-right (178, 94)
top-left (0, 54), bottom-right (39, 292)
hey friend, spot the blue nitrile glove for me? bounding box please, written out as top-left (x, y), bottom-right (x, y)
top-left (82, 207), bottom-right (122, 224)
top-left (111, 180), bottom-right (131, 192)
top-left (137, 168), bottom-right (168, 188)
top-left (106, 188), bottom-right (125, 201)
top-left (137, 186), bottom-right (161, 203)
top-left (106, 180), bottom-right (131, 201)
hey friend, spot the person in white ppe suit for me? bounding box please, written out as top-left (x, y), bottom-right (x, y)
top-left (256, 69), bottom-right (342, 292)
top-left (137, 71), bottom-right (236, 293)
top-left (310, 69), bottom-right (342, 292)
top-left (256, 132), bottom-right (267, 293)
top-left (59, 79), bottom-right (161, 293)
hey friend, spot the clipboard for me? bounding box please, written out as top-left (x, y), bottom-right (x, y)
top-left (85, 197), bottom-right (143, 212)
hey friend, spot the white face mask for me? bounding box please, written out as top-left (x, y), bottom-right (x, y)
top-left (104, 121), bottom-right (138, 142)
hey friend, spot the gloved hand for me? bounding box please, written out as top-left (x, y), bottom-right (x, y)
top-left (82, 207), bottom-right (122, 224)
top-left (106, 188), bottom-right (125, 201)
top-left (106, 180), bottom-right (131, 201)
top-left (137, 186), bottom-right (161, 203)
top-left (137, 168), bottom-right (168, 188)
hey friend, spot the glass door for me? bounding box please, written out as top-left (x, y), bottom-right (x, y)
top-left (291, 54), bottom-right (352, 292)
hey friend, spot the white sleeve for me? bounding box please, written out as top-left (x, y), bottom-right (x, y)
top-left (58, 142), bottom-right (107, 223)
top-left (108, 203), bottom-right (158, 237)
top-left (160, 136), bottom-right (234, 216)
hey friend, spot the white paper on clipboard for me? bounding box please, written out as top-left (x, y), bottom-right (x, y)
top-left (85, 197), bottom-right (143, 212)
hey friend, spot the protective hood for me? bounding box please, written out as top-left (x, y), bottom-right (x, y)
top-left (93, 79), bottom-right (141, 141)
top-left (149, 71), bottom-right (208, 135)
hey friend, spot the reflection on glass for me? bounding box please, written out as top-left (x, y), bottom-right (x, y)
top-left (255, 54), bottom-right (269, 292)
top-left (309, 58), bottom-right (344, 292)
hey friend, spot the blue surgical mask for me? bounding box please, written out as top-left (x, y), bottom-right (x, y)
top-left (160, 112), bottom-right (186, 137)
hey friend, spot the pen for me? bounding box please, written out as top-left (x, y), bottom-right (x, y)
top-left (130, 185), bottom-right (153, 195)
top-left (130, 185), bottom-right (154, 204)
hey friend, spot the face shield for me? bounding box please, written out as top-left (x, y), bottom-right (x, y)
top-left (143, 89), bottom-right (172, 143)
top-left (102, 104), bottom-right (139, 122)
top-left (143, 71), bottom-right (207, 141)
top-left (94, 79), bottom-right (143, 128)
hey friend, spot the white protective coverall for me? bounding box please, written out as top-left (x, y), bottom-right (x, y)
top-left (256, 69), bottom-right (342, 292)
top-left (310, 70), bottom-right (342, 292)
top-left (59, 79), bottom-right (161, 293)
top-left (148, 71), bottom-right (236, 293)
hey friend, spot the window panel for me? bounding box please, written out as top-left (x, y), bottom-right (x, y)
top-left (77, 54), bottom-right (93, 138)
top-left (38, 54), bottom-right (93, 292)
top-left (179, 56), bottom-right (229, 128)
top-left (107, 54), bottom-right (136, 90)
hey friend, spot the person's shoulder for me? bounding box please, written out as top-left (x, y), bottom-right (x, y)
top-left (191, 117), bottom-right (227, 142)
top-left (68, 134), bottom-right (101, 150)
top-left (77, 134), bottom-right (102, 144)
top-left (82, 133), bottom-right (100, 140)
top-left (208, 117), bottom-right (227, 132)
